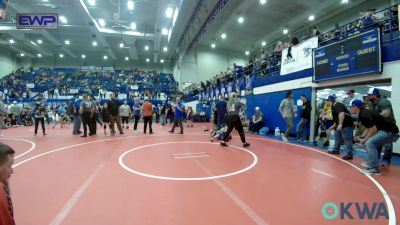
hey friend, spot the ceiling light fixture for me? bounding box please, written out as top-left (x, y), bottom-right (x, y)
top-left (20, 53), bottom-right (24, 57)
top-left (238, 16), bottom-right (244, 24)
top-left (88, 0), bottom-right (96, 6)
top-left (59, 16), bottom-right (68, 24)
top-left (37, 53), bottom-right (42, 58)
top-left (211, 43), bottom-right (216, 48)
top-left (127, 0), bottom-right (134, 10)
top-left (65, 40), bottom-right (70, 45)
top-left (261, 41), bottom-right (266, 46)
top-left (9, 39), bottom-right (15, 44)
top-left (260, 0), bottom-right (267, 4)
top-left (165, 7), bottom-right (174, 18)
top-left (98, 19), bottom-right (106, 27)
top-left (103, 55), bottom-right (108, 60)
top-left (308, 15), bottom-right (315, 21)
top-left (92, 41), bottom-right (97, 46)
top-left (144, 45), bottom-right (149, 51)
top-left (59, 54), bottom-right (64, 58)
top-left (245, 51), bottom-right (250, 55)
top-left (146, 58), bottom-right (150, 62)
top-left (120, 43), bottom-right (124, 48)
top-left (163, 46), bottom-right (168, 52)
top-left (160, 59), bottom-right (164, 63)
top-left (341, 0), bottom-right (349, 4)
top-left (130, 22), bottom-right (136, 30)
top-left (161, 28), bottom-right (168, 35)
top-left (221, 33), bottom-right (226, 39)
top-left (283, 29), bottom-right (289, 34)
top-left (81, 54), bottom-right (86, 59)
top-left (125, 56), bottom-right (129, 61)
top-left (37, 39), bottom-right (43, 44)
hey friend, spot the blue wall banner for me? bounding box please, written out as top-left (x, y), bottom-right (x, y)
top-left (313, 28), bottom-right (382, 82)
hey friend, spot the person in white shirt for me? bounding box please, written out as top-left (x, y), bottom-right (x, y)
top-left (119, 100), bottom-right (131, 129)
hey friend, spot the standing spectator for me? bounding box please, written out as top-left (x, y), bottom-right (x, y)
top-left (79, 94), bottom-right (93, 137)
top-left (186, 106), bottom-right (194, 127)
top-left (296, 95), bottom-right (311, 142)
top-left (0, 95), bottom-right (8, 134)
top-left (154, 104), bottom-right (160, 123)
top-left (166, 103), bottom-right (174, 125)
top-left (326, 95), bottom-right (354, 160)
top-left (72, 94), bottom-right (82, 135)
top-left (169, 97), bottom-right (184, 134)
top-left (0, 143), bottom-right (16, 225)
top-left (249, 107), bottom-right (264, 134)
top-left (279, 91), bottom-right (298, 142)
top-left (342, 89), bottom-right (356, 109)
top-left (215, 96), bottom-right (227, 130)
top-left (101, 103), bottom-right (111, 135)
top-left (350, 99), bottom-right (399, 175)
top-left (132, 97), bottom-right (141, 133)
top-left (160, 102), bottom-right (166, 126)
top-left (119, 100), bottom-right (131, 129)
top-left (90, 96), bottom-right (101, 135)
top-left (142, 97), bottom-right (153, 134)
top-left (220, 94), bottom-right (250, 147)
top-left (107, 93), bottom-right (124, 136)
top-left (34, 94), bottom-right (47, 136)
top-left (367, 88), bottom-right (396, 165)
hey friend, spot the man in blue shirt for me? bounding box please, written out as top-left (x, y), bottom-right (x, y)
top-left (72, 94), bottom-right (82, 135)
top-left (132, 97), bottom-right (141, 133)
top-left (169, 97), bottom-right (184, 134)
top-left (215, 96), bottom-right (227, 130)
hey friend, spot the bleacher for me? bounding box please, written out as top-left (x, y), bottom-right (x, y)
top-left (183, 3), bottom-right (400, 101)
top-left (0, 67), bottom-right (178, 102)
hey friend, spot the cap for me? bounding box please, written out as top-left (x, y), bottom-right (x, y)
top-left (327, 95), bottom-right (336, 101)
top-left (351, 99), bottom-right (363, 107)
top-left (367, 88), bottom-right (379, 95)
top-left (347, 89), bottom-right (355, 95)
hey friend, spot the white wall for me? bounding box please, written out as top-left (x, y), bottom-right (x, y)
top-left (173, 45), bottom-right (248, 89)
top-left (0, 46), bottom-right (18, 78)
top-left (196, 46), bottom-right (247, 81)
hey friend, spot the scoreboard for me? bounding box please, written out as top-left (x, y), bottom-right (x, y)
top-left (313, 28), bottom-right (382, 82)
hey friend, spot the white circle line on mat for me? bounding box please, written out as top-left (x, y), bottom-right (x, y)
top-left (118, 141), bottom-right (258, 181)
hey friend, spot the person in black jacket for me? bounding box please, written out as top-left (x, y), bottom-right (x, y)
top-left (101, 103), bottom-right (111, 135)
top-left (107, 93), bottom-right (124, 136)
top-left (296, 95), bottom-right (311, 142)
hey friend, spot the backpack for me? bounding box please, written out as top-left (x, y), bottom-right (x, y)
top-left (259, 127), bottom-right (269, 136)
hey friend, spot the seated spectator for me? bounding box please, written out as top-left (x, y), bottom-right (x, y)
top-left (249, 107), bottom-right (264, 133)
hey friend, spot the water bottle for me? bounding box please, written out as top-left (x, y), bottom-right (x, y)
top-left (274, 127), bottom-right (280, 136)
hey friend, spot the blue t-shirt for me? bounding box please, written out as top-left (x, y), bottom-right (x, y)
top-left (133, 102), bottom-right (141, 116)
top-left (216, 100), bottom-right (227, 117)
top-left (175, 102), bottom-right (184, 119)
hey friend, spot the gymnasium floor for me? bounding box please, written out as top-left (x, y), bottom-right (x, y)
top-left (1, 122), bottom-right (399, 225)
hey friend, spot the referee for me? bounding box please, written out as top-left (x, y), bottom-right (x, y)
top-left (220, 94), bottom-right (250, 147)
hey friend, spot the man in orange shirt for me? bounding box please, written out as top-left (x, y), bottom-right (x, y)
top-left (0, 143), bottom-right (15, 225)
top-left (142, 97), bottom-right (154, 134)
